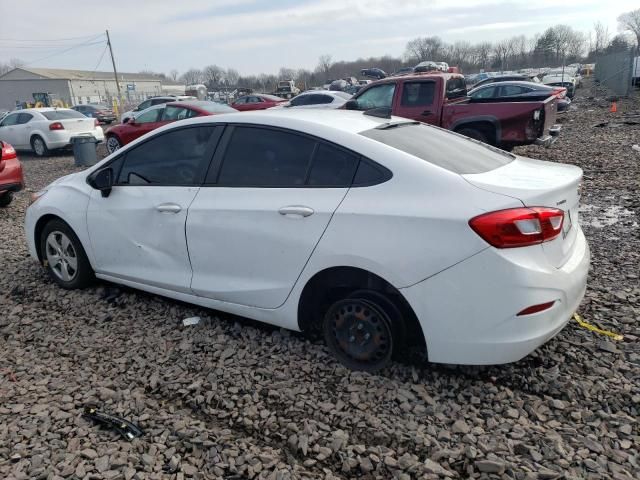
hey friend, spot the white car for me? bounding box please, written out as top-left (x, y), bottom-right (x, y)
top-left (273, 91), bottom-right (352, 109)
top-left (0, 108), bottom-right (104, 157)
top-left (120, 96), bottom-right (196, 123)
top-left (25, 109), bottom-right (589, 371)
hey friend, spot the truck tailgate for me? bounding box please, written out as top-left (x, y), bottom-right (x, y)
top-left (541, 95), bottom-right (558, 137)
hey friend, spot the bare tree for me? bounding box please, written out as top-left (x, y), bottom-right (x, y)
top-left (493, 39), bottom-right (514, 71)
top-left (474, 42), bottom-right (493, 71)
top-left (169, 69), bottom-right (179, 81)
top-left (180, 68), bottom-right (203, 85)
top-left (317, 55), bottom-right (332, 79)
top-left (225, 68), bottom-right (239, 87)
top-left (404, 36), bottom-right (443, 63)
top-left (618, 8), bottom-right (640, 51)
top-left (593, 22), bottom-right (610, 55)
top-left (202, 65), bottom-right (225, 88)
top-left (278, 67), bottom-right (297, 80)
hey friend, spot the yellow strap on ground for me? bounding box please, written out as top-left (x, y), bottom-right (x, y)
top-left (573, 313), bottom-right (623, 341)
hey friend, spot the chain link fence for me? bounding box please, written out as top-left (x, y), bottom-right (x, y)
top-left (594, 51), bottom-right (635, 97)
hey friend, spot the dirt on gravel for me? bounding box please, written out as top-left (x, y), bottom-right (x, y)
top-left (0, 80), bottom-right (638, 480)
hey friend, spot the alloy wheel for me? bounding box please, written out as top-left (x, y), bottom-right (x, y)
top-left (106, 136), bottom-right (121, 154)
top-left (33, 138), bottom-right (46, 156)
top-left (45, 231), bottom-right (78, 282)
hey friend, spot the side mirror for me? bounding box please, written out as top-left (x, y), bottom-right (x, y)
top-left (345, 99), bottom-right (359, 110)
top-left (88, 168), bottom-right (114, 197)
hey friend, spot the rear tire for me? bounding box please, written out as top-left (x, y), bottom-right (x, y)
top-left (0, 191), bottom-right (13, 207)
top-left (40, 219), bottom-right (94, 289)
top-left (323, 292), bottom-right (399, 372)
top-left (31, 135), bottom-right (49, 157)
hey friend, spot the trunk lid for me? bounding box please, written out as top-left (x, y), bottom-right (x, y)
top-left (60, 118), bottom-right (96, 133)
top-left (463, 156), bottom-right (582, 267)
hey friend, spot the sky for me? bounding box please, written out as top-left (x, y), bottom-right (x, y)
top-left (0, 0), bottom-right (637, 76)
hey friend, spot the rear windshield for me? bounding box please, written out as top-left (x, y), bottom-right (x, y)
top-left (41, 110), bottom-right (86, 120)
top-left (360, 123), bottom-right (514, 174)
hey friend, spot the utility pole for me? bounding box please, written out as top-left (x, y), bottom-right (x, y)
top-left (105, 30), bottom-right (122, 105)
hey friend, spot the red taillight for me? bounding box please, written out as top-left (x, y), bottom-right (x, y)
top-left (49, 122), bottom-right (64, 131)
top-left (469, 207), bottom-right (564, 248)
top-left (94, 119), bottom-right (100, 127)
top-left (517, 301), bottom-right (555, 316)
top-left (552, 87), bottom-right (566, 99)
top-left (1, 142), bottom-right (17, 160)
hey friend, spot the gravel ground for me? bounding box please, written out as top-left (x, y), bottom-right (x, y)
top-left (1, 81), bottom-right (638, 480)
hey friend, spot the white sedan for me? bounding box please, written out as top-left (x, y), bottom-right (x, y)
top-left (273, 91), bottom-right (352, 109)
top-left (0, 108), bottom-right (104, 157)
top-left (24, 109), bottom-right (589, 371)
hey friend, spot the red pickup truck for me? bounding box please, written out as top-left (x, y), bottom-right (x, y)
top-left (345, 72), bottom-right (560, 150)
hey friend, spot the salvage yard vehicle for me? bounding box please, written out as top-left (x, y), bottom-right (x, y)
top-left (468, 81), bottom-right (571, 113)
top-left (273, 91), bottom-right (352, 109)
top-left (104, 101), bottom-right (237, 154)
top-left (231, 94), bottom-right (287, 111)
top-left (25, 109), bottom-right (589, 371)
top-left (275, 80), bottom-right (300, 99)
top-left (542, 70), bottom-right (577, 98)
top-left (0, 108), bottom-right (104, 157)
top-left (71, 104), bottom-right (116, 124)
top-left (472, 74), bottom-right (534, 88)
top-left (0, 141), bottom-right (24, 207)
top-left (346, 72), bottom-right (561, 150)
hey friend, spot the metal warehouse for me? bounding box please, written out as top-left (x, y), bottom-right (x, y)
top-left (0, 67), bottom-right (185, 110)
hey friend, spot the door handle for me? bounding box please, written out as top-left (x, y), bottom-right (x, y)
top-left (278, 206), bottom-right (314, 217)
top-left (156, 203), bottom-right (182, 214)
top-left (421, 110), bottom-right (433, 116)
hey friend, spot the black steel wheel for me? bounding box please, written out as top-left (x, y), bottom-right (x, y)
top-left (323, 296), bottom-right (394, 371)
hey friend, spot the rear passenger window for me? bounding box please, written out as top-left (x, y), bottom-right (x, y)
top-left (216, 127), bottom-right (315, 186)
top-left (117, 126), bottom-right (218, 185)
top-left (401, 82), bottom-right (435, 106)
top-left (307, 144), bottom-right (359, 186)
top-left (352, 159), bottom-right (392, 186)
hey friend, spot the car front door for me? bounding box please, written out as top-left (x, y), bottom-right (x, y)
top-left (122, 106), bottom-right (165, 144)
top-left (86, 125), bottom-right (221, 291)
top-left (395, 80), bottom-right (438, 125)
top-left (0, 113), bottom-right (21, 146)
top-left (13, 113), bottom-right (34, 148)
top-left (186, 125), bottom-right (359, 309)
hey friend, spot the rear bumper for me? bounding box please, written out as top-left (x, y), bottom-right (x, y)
top-left (535, 124), bottom-right (561, 147)
top-left (46, 128), bottom-right (105, 149)
top-left (0, 182), bottom-right (23, 194)
top-left (400, 227), bottom-right (590, 365)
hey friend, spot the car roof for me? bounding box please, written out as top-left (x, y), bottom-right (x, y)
top-left (18, 107), bottom-right (72, 112)
top-left (164, 109), bottom-right (401, 135)
top-left (377, 72), bottom-right (462, 83)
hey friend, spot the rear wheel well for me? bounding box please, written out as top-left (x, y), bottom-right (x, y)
top-left (455, 122), bottom-right (497, 145)
top-left (298, 267), bottom-right (426, 352)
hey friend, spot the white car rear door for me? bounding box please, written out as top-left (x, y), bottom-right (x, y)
top-left (86, 125), bottom-right (221, 292)
top-left (186, 126), bottom-right (359, 309)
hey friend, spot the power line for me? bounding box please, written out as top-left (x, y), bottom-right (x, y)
top-left (90, 44), bottom-right (109, 75)
top-left (0, 33), bottom-right (105, 42)
top-left (20, 39), bottom-right (107, 67)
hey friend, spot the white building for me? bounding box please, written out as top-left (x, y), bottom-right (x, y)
top-left (0, 67), bottom-right (185, 110)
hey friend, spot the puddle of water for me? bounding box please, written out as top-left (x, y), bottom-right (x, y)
top-left (579, 204), bottom-right (637, 228)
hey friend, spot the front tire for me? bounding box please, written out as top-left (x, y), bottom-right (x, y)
top-left (323, 294), bottom-right (396, 372)
top-left (106, 135), bottom-right (122, 154)
top-left (31, 135), bottom-right (49, 157)
top-left (40, 219), bottom-right (94, 289)
top-left (0, 191), bottom-right (13, 207)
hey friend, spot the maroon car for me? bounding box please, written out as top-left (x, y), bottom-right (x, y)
top-left (231, 94), bottom-right (287, 111)
top-left (105, 101), bottom-right (237, 154)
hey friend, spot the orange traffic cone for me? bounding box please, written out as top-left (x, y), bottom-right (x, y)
top-left (610, 101), bottom-right (617, 113)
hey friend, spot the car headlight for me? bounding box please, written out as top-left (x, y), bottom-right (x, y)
top-left (29, 189), bottom-right (48, 205)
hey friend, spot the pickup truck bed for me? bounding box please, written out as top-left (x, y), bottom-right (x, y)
top-left (347, 72), bottom-right (561, 150)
